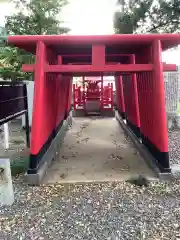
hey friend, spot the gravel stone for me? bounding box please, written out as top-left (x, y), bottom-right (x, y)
top-left (168, 129), bottom-right (180, 166)
top-left (1, 180), bottom-right (180, 239)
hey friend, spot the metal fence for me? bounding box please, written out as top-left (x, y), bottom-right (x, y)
top-left (0, 81), bottom-right (30, 147)
top-left (164, 66), bottom-right (180, 118)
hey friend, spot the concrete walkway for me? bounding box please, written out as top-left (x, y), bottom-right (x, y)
top-left (43, 117), bottom-right (156, 184)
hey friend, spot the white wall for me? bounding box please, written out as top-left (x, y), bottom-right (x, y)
top-left (22, 81), bottom-right (34, 127)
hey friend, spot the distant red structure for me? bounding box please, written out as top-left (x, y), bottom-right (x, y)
top-left (7, 34), bottom-right (180, 183)
top-left (73, 76), bottom-right (113, 114)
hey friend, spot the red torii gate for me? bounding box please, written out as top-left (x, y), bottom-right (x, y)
top-left (8, 34), bottom-right (179, 184)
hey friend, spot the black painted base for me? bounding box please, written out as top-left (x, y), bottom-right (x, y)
top-left (126, 119), bottom-right (141, 139)
top-left (28, 121), bottom-right (63, 174)
top-left (118, 109), bottom-right (126, 119)
top-left (116, 111), bottom-right (171, 174)
top-left (142, 135), bottom-right (170, 173)
top-left (73, 109), bottom-right (115, 118)
top-left (28, 112), bottom-right (71, 175)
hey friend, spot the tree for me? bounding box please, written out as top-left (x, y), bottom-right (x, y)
top-left (0, 0), bottom-right (69, 80)
top-left (0, 46), bottom-right (33, 80)
top-left (114, 0), bottom-right (180, 34)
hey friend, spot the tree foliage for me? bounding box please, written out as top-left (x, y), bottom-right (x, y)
top-left (0, 46), bottom-right (34, 80)
top-left (114, 0), bottom-right (180, 34)
top-left (6, 0), bottom-right (69, 35)
top-left (0, 0), bottom-right (69, 80)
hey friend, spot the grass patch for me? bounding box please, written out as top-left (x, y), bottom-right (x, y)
top-left (10, 156), bottom-right (29, 176)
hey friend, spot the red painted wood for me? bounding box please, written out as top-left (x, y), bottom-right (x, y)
top-left (163, 63), bottom-right (177, 71)
top-left (151, 40), bottom-right (168, 152)
top-left (8, 34), bottom-right (180, 51)
top-left (92, 45), bottom-right (105, 66)
top-left (45, 64), bottom-right (153, 73)
top-left (11, 33), bottom-right (176, 171)
top-left (30, 41), bottom-right (46, 155)
top-left (22, 63), bottom-right (176, 73)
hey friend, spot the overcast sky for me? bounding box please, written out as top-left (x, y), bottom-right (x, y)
top-left (0, 0), bottom-right (117, 34)
top-left (0, 0), bottom-right (179, 64)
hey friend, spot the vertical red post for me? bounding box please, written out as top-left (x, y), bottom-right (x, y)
top-left (61, 75), bottom-right (67, 119)
top-left (54, 55), bottom-right (62, 128)
top-left (136, 48), bottom-right (152, 145)
top-left (122, 54), bottom-right (141, 137)
top-left (67, 77), bottom-right (73, 113)
top-left (119, 76), bottom-right (125, 118)
top-left (111, 82), bottom-right (113, 109)
top-left (151, 40), bottom-right (169, 170)
top-left (29, 41), bottom-right (46, 170)
top-left (130, 54), bottom-right (141, 130)
top-left (56, 56), bottom-right (67, 122)
top-left (101, 75), bottom-right (104, 109)
top-left (115, 75), bottom-right (125, 119)
top-left (56, 74), bottom-right (66, 127)
top-left (115, 76), bottom-right (119, 111)
top-left (62, 76), bottom-right (70, 119)
top-left (65, 76), bottom-right (73, 118)
top-left (29, 42), bottom-right (59, 172)
top-left (137, 42), bottom-right (170, 171)
top-left (73, 84), bottom-right (76, 110)
top-left (82, 76), bottom-right (85, 110)
top-left (92, 45), bottom-right (105, 66)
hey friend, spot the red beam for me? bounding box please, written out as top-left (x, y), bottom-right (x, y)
top-left (163, 63), bottom-right (176, 72)
top-left (45, 64), bottom-right (153, 73)
top-left (8, 34), bottom-right (180, 46)
top-left (61, 53), bottom-right (132, 58)
top-left (22, 63), bottom-right (176, 73)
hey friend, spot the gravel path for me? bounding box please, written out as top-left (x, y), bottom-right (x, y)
top-left (1, 180), bottom-right (180, 239)
top-left (44, 117), bottom-right (155, 184)
top-left (168, 129), bottom-right (180, 166)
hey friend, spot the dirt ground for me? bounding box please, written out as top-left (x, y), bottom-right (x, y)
top-left (43, 117), bottom-right (156, 184)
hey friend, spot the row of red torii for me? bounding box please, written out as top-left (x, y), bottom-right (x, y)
top-left (7, 34), bottom-right (180, 183)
